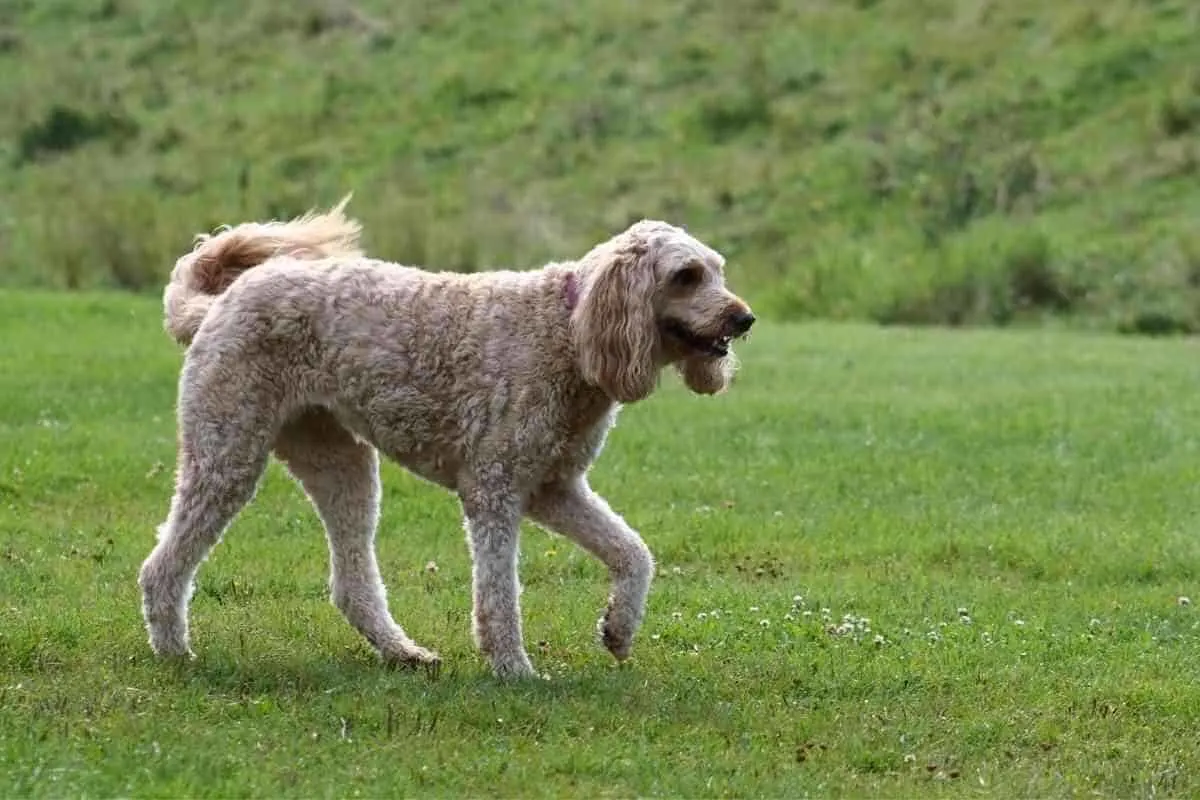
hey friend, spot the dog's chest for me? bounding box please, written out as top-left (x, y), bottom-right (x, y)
top-left (546, 393), bottom-right (618, 477)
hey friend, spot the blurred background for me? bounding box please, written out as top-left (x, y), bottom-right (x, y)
top-left (0, 0), bottom-right (1196, 332)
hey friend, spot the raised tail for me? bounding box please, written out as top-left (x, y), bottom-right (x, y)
top-left (163, 195), bottom-right (363, 346)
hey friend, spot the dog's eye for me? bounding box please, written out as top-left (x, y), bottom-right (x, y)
top-left (672, 265), bottom-right (703, 288)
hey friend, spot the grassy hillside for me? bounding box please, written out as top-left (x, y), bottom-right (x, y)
top-left (1, 0), bottom-right (1198, 331)
top-left (4, 290), bottom-right (1200, 796)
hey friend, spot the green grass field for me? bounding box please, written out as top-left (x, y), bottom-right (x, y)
top-left (3, 289), bottom-right (1200, 797)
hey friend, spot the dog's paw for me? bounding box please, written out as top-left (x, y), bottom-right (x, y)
top-left (597, 613), bottom-right (633, 661)
top-left (147, 629), bottom-right (194, 661)
top-left (382, 643), bottom-right (442, 677)
top-left (490, 651), bottom-right (537, 680)
top-left (155, 646), bottom-right (197, 663)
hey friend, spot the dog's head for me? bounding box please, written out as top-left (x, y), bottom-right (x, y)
top-left (572, 219), bottom-right (754, 404)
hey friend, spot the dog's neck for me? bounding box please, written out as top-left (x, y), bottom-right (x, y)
top-left (563, 271), bottom-right (580, 312)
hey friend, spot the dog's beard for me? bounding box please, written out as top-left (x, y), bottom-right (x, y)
top-left (677, 350), bottom-right (735, 395)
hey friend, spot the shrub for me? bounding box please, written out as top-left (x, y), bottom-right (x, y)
top-left (874, 229), bottom-right (1082, 328)
top-left (15, 105), bottom-right (138, 165)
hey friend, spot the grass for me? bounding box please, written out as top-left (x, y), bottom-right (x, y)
top-left (3, 289), bottom-right (1200, 797)
top-left (1, 0), bottom-right (1199, 331)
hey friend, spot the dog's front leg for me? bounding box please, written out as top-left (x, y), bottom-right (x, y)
top-left (528, 477), bottom-right (655, 662)
top-left (460, 481), bottom-right (535, 679)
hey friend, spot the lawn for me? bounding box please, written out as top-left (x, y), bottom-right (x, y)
top-left (2, 289), bottom-right (1199, 797)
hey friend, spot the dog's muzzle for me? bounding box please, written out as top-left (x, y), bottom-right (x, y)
top-left (664, 308), bottom-right (755, 358)
top-left (728, 310), bottom-right (756, 336)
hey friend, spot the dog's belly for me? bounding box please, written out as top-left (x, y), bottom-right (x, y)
top-left (329, 402), bottom-right (464, 491)
top-left (389, 447), bottom-right (462, 490)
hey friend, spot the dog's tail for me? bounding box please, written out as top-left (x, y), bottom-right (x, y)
top-left (163, 195), bottom-right (363, 346)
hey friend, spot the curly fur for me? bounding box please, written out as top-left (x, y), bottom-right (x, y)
top-left (137, 200), bottom-right (754, 679)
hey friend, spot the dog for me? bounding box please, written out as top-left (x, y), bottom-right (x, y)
top-left (138, 198), bottom-right (755, 678)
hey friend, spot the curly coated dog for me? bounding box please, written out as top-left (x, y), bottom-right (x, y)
top-left (138, 198), bottom-right (755, 678)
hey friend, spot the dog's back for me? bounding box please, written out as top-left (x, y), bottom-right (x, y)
top-left (163, 197), bottom-right (362, 347)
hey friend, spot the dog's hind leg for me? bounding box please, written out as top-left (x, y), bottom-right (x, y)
top-left (274, 409), bottom-right (440, 670)
top-left (138, 404), bottom-right (274, 659)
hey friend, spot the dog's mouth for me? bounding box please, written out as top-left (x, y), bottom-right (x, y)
top-left (662, 319), bottom-right (735, 358)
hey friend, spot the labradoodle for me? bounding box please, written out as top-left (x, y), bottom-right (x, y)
top-left (138, 198), bottom-right (755, 679)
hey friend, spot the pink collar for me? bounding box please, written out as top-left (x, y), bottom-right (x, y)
top-left (563, 272), bottom-right (580, 311)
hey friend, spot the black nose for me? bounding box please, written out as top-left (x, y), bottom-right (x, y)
top-left (730, 311), bottom-right (756, 335)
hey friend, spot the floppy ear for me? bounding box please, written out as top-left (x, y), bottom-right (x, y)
top-left (676, 351), bottom-right (737, 395)
top-left (573, 241), bottom-right (660, 403)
